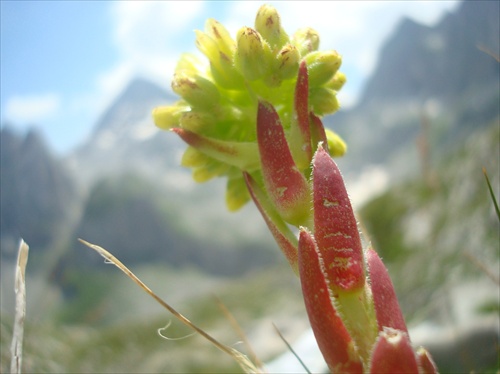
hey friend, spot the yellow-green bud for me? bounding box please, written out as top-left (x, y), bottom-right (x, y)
top-left (192, 159), bottom-right (229, 183)
top-left (293, 27), bottom-right (320, 56)
top-left (255, 4), bottom-right (289, 51)
top-left (171, 72), bottom-right (220, 110)
top-left (175, 53), bottom-right (205, 75)
top-left (210, 52), bottom-right (245, 89)
top-left (304, 50), bottom-right (342, 87)
top-left (179, 111), bottom-right (216, 134)
top-left (234, 27), bottom-right (272, 81)
top-left (195, 30), bottom-right (220, 66)
top-left (204, 18), bottom-right (235, 58)
top-left (196, 21), bottom-right (243, 89)
top-left (152, 103), bottom-right (188, 130)
top-left (181, 146), bottom-right (211, 168)
top-left (275, 44), bottom-right (300, 80)
top-left (325, 128), bottom-right (347, 157)
top-left (326, 71), bottom-right (347, 91)
top-left (226, 176), bottom-right (251, 211)
top-left (310, 87), bottom-right (340, 115)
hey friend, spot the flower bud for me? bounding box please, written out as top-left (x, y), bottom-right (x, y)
top-left (226, 176), bottom-right (250, 211)
top-left (304, 50), bottom-right (342, 87)
top-left (192, 159), bottom-right (229, 183)
top-left (174, 53), bottom-right (205, 75)
top-left (275, 44), bottom-right (300, 81)
top-left (293, 27), bottom-right (320, 56)
top-left (196, 21), bottom-right (243, 89)
top-left (204, 18), bottom-right (235, 58)
top-left (255, 4), bottom-right (289, 51)
top-left (171, 72), bottom-right (220, 110)
top-left (179, 111), bottom-right (216, 134)
top-left (210, 51), bottom-right (245, 89)
top-left (234, 27), bottom-right (272, 81)
top-left (180, 146), bottom-right (211, 168)
top-left (326, 71), bottom-right (347, 91)
top-left (172, 128), bottom-right (260, 172)
top-left (195, 30), bottom-right (220, 67)
top-left (152, 103), bottom-right (188, 130)
top-left (310, 87), bottom-right (340, 115)
top-left (325, 128), bottom-right (347, 157)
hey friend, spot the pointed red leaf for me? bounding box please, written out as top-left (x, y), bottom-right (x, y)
top-left (369, 328), bottom-right (419, 374)
top-left (257, 101), bottom-right (310, 226)
top-left (366, 248), bottom-right (408, 333)
top-left (309, 112), bottom-right (329, 154)
top-left (244, 172), bottom-right (299, 273)
top-left (312, 146), bottom-right (365, 293)
top-left (416, 347), bottom-right (439, 374)
top-left (294, 60), bottom-right (312, 159)
top-left (298, 228), bottom-right (363, 373)
top-left (171, 128), bottom-right (259, 171)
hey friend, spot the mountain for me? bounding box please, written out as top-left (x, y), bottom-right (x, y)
top-left (2, 0), bottom-right (498, 278)
top-left (62, 77), bottom-right (278, 276)
top-left (332, 0), bottom-right (500, 182)
top-left (67, 77), bottom-right (183, 187)
top-left (0, 127), bottom-right (79, 258)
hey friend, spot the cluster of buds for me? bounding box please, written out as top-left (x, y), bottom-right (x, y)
top-left (153, 5), bottom-right (438, 373)
top-left (153, 4), bottom-right (346, 211)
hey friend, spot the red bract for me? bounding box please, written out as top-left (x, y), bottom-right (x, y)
top-left (416, 347), bottom-right (440, 374)
top-left (257, 100), bottom-right (311, 227)
top-left (312, 147), bottom-right (365, 293)
top-left (369, 329), bottom-right (419, 373)
top-left (298, 228), bottom-right (363, 373)
top-left (251, 64), bottom-right (438, 373)
top-left (290, 60), bottom-right (312, 167)
top-left (243, 172), bottom-right (299, 274)
top-left (366, 248), bottom-right (408, 333)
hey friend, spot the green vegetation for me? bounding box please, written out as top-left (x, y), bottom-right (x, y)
top-left (1, 263), bottom-right (305, 373)
top-left (360, 121), bottom-right (499, 324)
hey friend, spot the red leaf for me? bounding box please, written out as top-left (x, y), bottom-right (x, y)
top-left (366, 248), bottom-right (408, 333)
top-left (244, 172), bottom-right (299, 273)
top-left (298, 228), bottom-right (363, 373)
top-left (369, 328), bottom-right (419, 374)
top-left (293, 60), bottom-right (312, 160)
top-left (312, 146), bottom-right (365, 293)
top-left (257, 101), bottom-right (310, 226)
top-left (416, 347), bottom-right (439, 374)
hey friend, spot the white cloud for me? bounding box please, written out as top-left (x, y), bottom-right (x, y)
top-left (109, 2), bottom-right (206, 82)
top-left (3, 93), bottom-right (61, 125)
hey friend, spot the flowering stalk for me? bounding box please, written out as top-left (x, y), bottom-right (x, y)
top-left (153, 5), bottom-right (438, 373)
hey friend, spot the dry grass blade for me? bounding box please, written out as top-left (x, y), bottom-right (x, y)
top-left (477, 44), bottom-right (500, 62)
top-left (78, 238), bottom-right (264, 374)
top-left (483, 167), bottom-right (500, 221)
top-left (272, 323), bottom-right (311, 374)
top-left (10, 239), bottom-right (29, 374)
top-left (214, 295), bottom-right (264, 369)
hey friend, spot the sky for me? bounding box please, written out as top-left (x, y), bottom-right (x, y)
top-left (1, 0), bottom-right (460, 156)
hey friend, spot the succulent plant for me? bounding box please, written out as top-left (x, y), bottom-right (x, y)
top-left (153, 5), bottom-right (438, 373)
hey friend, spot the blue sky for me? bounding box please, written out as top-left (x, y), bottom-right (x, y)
top-left (1, 1), bottom-right (460, 155)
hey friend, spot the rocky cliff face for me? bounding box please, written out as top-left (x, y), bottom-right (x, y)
top-left (0, 127), bottom-right (79, 257)
top-left (332, 0), bottom-right (499, 181)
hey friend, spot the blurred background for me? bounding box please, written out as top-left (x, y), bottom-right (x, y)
top-left (1, 1), bottom-right (499, 372)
